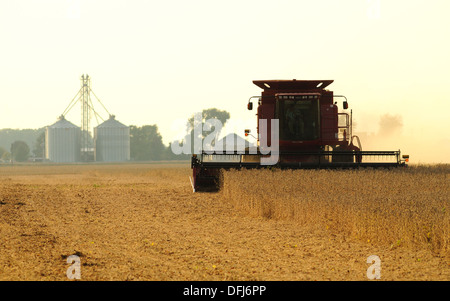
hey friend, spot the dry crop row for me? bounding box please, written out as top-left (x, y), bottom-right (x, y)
top-left (221, 165), bottom-right (449, 258)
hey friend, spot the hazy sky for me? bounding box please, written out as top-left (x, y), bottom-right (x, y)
top-left (0, 0), bottom-right (449, 163)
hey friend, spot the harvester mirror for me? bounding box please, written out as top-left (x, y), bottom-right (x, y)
top-left (247, 102), bottom-right (253, 110)
top-left (343, 101), bottom-right (348, 109)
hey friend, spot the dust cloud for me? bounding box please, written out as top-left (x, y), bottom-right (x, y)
top-left (354, 114), bottom-right (449, 164)
top-left (377, 114), bottom-right (403, 136)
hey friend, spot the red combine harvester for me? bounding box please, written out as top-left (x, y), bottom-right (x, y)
top-left (191, 79), bottom-right (408, 192)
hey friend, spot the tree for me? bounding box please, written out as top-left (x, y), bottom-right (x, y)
top-left (186, 108), bottom-right (230, 153)
top-left (1, 150), bottom-right (11, 161)
top-left (130, 125), bottom-right (166, 161)
top-left (10, 140), bottom-right (30, 162)
top-left (0, 146), bottom-right (10, 161)
top-left (187, 108), bottom-right (230, 134)
top-left (33, 131), bottom-right (45, 157)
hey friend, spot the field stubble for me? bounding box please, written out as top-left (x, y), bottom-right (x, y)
top-left (0, 162), bottom-right (448, 280)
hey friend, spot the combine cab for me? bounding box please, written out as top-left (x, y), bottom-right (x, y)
top-left (191, 79), bottom-right (408, 192)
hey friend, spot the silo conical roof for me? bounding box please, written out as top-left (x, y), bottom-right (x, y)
top-left (49, 115), bottom-right (80, 129)
top-left (96, 115), bottom-right (128, 128)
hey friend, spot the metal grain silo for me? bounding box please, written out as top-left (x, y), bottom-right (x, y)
top-left (45, 115), bottom-right (81, 162)
top-left (94, 115), bottom-right (130, 162)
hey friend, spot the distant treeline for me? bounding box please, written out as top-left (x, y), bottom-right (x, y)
top-left (0, 128), bottom-right (44, 156)
top-left (129, 125), bottom-right (190, 161)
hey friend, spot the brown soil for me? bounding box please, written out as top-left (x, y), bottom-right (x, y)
top-left (0, 163), bottom-right (448, 280)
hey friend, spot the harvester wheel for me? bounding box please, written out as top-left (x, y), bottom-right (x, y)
top-left (192, 166), bottom-right (221, 192)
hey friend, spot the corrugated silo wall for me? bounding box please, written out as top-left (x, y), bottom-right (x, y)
top-left (94, 126), bottom-right (130, 162)
top-left (46, 126), bottom-right (81, 163)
